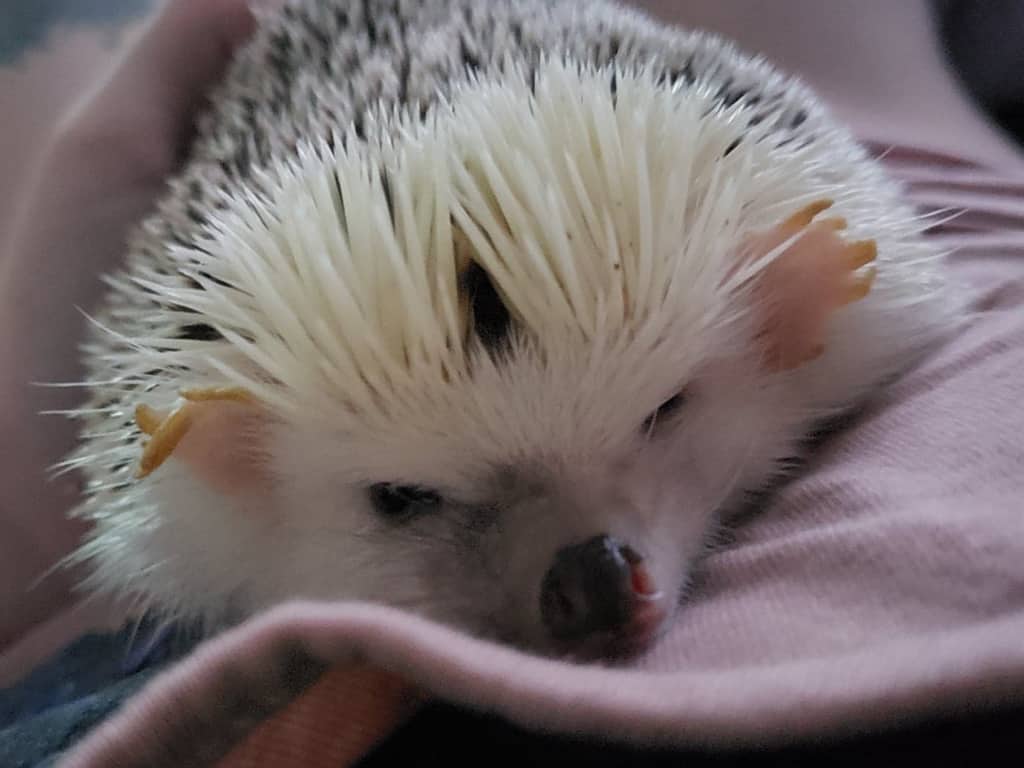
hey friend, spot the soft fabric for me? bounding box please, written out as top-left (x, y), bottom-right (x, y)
top-left (0, 620), bottom-right (201, 768)
top-left (49, 141), bottom-right (1024, 766)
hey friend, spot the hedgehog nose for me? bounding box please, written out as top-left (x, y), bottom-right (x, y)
top-left (540, 534), bottom-right (659, 651)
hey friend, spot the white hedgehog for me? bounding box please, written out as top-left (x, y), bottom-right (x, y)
top-left (62, 0), bottom-right (958, 659)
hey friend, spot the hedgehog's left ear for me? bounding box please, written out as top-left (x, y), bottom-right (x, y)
top-left (741, 199), bottom-right (877, 371)
top-left (133, 387), bottom-right (272, 496)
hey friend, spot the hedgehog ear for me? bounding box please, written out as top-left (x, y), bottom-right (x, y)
top-left (134, 387), bottom-right (273, 496)
top-left (742, 199), bottom-right (877, 371)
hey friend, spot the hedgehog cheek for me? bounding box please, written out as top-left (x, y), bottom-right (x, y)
top-left (134, 388), bottom-right (273, 498)
top-left (740, 199), bottom-right (877, 372)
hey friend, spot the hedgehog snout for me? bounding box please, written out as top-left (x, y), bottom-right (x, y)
top-left (539, 534), bottom-right (664, 658)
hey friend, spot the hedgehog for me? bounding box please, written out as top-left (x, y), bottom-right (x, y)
top-left (60, 0), bottom-right (959, 660)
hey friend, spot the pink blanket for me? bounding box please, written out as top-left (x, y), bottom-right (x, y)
top-left (55, 142), bottom-right (1024, 767)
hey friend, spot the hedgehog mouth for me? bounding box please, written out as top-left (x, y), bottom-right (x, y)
top-left (553, 599), bottom-right (669, 663)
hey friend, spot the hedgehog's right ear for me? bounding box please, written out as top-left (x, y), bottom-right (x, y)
top-left (133, 387), bottom-right (272, 496)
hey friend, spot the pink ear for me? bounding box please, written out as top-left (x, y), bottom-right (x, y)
top-left (740, 199), bottom-right (876, 371)
top-left (135, 388), bottom-right (272, 496)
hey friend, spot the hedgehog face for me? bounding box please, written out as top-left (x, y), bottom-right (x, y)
top-left (235, 332), bottom-right (797, 659)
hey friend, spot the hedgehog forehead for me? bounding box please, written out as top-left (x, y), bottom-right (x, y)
top-left (298, 324), bottom-right (714, 487)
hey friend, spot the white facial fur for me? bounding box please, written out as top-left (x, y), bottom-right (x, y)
top-left (69, 59), bottom-right (958, 654)
top-left (139, 333), bottom-right (796, 652)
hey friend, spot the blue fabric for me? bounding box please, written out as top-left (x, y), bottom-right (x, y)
top-left (0, 620), bottom-right (200, 768)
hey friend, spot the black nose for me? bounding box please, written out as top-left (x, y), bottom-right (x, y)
top-left (540, 534), bottom-right (640, 643)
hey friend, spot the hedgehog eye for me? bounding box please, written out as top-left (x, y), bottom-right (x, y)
top-left (369, 483), bottom-right (442, 522)
top-left (641, 390), bottom-right (688, 433)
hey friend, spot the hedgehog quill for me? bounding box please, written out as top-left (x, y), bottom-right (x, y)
top-left (61, 0), bottom-right (959, 660)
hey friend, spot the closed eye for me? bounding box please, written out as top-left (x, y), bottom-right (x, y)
top-left (641, 390), bottom-right (688, 434)
top-left (369, 483), bottom-right (442, 523)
